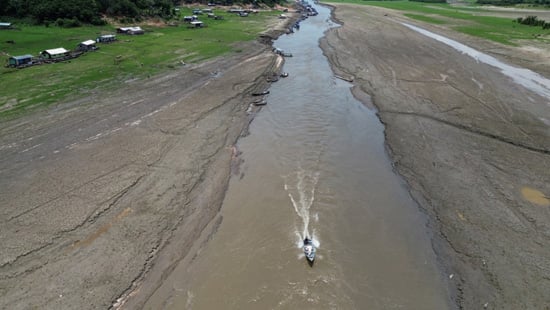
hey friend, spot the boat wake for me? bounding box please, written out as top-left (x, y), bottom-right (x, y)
top-left (284, 167), bottom-right (321, 251)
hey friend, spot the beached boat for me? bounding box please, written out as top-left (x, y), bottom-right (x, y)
top-left (252, 90), bottom-right (270, 96)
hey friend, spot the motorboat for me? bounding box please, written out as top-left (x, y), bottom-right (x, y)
top-left (303, 238), bottom-right (316, 263)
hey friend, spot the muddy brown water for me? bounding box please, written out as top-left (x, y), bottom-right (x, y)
top-left (145, 4), bottom-right (451, 309)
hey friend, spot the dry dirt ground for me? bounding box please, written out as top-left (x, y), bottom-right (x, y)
top-left (320, 3), bottom-right (550, 309)
top-left (0, 14), bottom-right (296, 309)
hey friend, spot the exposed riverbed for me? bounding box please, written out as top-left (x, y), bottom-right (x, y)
top-left (144, 4), bottom-right (452, 309)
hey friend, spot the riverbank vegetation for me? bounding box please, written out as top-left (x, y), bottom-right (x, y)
top-left (0, 8), bottom-right (281, 118)
top-left (327, 0), bottom-right (550, 44)
top-left (0, 0), bottom-right (289, 25)
top-left (476, 0), bottom-right (549, 7)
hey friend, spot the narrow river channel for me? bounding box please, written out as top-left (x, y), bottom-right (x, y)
top-left (145, 3), bottom-right (451, 309)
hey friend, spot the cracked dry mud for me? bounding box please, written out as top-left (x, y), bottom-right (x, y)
top-left (320, 4), bottom-right (550, 309)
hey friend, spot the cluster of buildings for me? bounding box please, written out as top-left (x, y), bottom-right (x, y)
top-left (7, 38), bottom-right (102, 68)
top-left (4, 6), bottom-right (237, 69)
top-left (5, 27), bottom-right (147, 68)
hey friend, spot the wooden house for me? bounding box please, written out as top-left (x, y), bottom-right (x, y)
top-left (189, 21), bottom-right (204, 28)
top-left (40, 48), bottom-right (70, 59)
top-left (77, 40), bottom-right (98, 51)
top-left (97, 34), bottom-right (116, 43)
top-left (8, 54), bottom-right (33, 67)
top-left (0, 22), bottom-right (13, 29)
top-left (117, 27), bottom-right (144, 35)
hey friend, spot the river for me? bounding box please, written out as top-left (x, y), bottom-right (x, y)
top-left (144, 3), bottom-right (451, 309)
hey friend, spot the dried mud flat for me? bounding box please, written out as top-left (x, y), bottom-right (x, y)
top-left (320, 3), bottom-right (550, 309)
top-left (0, 14), bottom-right (296, 309)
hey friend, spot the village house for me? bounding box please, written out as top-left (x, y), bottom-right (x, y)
top-left (97, 34), bottom-right (116, 43)
top-left (40, 48), bottom-right (70, 59)
top-left (7, 54), bottom-right (33, 67)
top-left (189, 21), bottom-right (205, 28)
top-left (116, 26), bottom-right (144, 35)
top-left (227, 8), bottom-right (244, 13)
top-left (77, 40), bottom-right (98, 51)
top-left (0, 22), bottom-right (13, 29)
top-left (183, 15), bottom-right (197, 22)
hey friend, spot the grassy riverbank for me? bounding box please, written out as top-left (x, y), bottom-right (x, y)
top-left (327, 0), bottom-right (550, 45)
top-left (0, 8), bottom-right (280, 118)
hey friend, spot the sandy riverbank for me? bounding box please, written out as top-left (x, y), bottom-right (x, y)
top-left (320, 3), bottom-right (550, 309)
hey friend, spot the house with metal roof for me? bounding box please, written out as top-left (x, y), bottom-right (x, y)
top-left (7, 54), bottom-right (33, 67)
top-left (117, 27), bottom-right (144, 35)
top-left (0, 22), bottom-right (13, 29)
top-left (183, 15), bottom-right (198, 22)
top-left (189, 21), bottom-right (205, 28)
top-left (97, 34), bottom-right (116, 43)
top-left (77, 40), bottom-right (98, 51)
top-left (40, 48), bottom-right (70, 59)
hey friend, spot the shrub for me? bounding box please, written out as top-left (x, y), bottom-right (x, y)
top-left (55, 17), bottom-right (81, 27)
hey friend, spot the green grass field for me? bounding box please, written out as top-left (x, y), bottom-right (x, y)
top-left (0, 8), bottom-right (280, 118)
top-left (326, 0), bottom-right (550, 45)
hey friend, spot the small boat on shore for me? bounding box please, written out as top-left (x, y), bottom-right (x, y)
top-left (252, 90), bottom-right (270, 96)
top-left (334, 75), bottom-right (354, 82)
top-left (252, 98), bottom-right (267, 106)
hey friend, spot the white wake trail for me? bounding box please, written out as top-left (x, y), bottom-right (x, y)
top-left (284, 168), bottom-right (320, 240)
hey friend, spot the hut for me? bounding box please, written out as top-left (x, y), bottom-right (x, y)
top-left (40, 48), bottom-right (70, 59)
top-left (8, 54), bottom-right (33, 67)
top-left (97, 34), bottom-right (116, 43)
top-left (0, 22), bottom-right (13, 29)
top-left (189, 21), bottom-right (204, 28)
top-left (228, 8), bottom-right (244, 14)
top-left (77, 40), bottom-right (98, 51)
top-left (117, 27), bottom-right (144, 35)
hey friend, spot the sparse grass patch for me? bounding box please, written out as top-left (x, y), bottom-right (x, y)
top-left (327, 0), bottom-right (549, 45)
top-left (404, 13), bottom-right (447, 24)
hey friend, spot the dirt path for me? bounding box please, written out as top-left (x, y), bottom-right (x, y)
top-left (0, 12), bottom-right (295, 307)
top-left (320, 3), bottom-right (550, 309)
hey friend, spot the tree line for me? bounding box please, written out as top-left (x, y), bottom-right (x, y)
top-left (476, 0), bottom-right (550, 6)
top-left (0, 0), bottom-right (288, 26)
